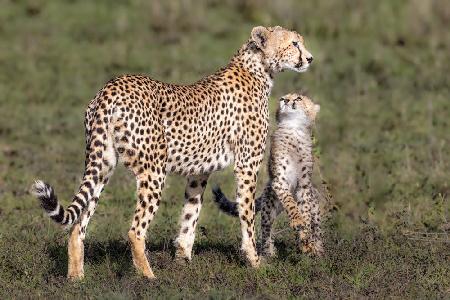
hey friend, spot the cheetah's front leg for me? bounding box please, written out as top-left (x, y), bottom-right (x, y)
top-left (234, 166), bottom-right (260, 267)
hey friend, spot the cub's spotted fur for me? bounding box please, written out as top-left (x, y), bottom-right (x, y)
top-left (31, 26), bottom-right (313, 280)
top-left (213, 94), bottom-right (327, 256)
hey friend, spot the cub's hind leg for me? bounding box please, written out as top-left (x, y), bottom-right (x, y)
top-left (174, 174), bottom-right (209, 263)
top-left (310, 193), bottom-right (324, 256)
top-left (297, 185), bottom-right (324, 256)
top-left (260, 185), bottom-right (282, 257)
top-left (295, 182), bottom-right (324, 256)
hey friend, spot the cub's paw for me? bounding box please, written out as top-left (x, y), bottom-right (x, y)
top-left (300, 240), bottom-right (324, 257)
top-left (260, 244), bottom-right (278, 258)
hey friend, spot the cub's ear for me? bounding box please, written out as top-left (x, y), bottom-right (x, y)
top-left (251, 26), bottom-right (269, 49)
top-left (314, 104), bottom-right (321, 113)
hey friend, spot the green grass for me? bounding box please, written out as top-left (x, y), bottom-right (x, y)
top-left (0, 0), bottom-right (449, 298)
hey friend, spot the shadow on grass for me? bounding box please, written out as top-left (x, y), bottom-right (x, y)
top-left (46, 238), bottom-right (244, 277)
top-left (194, 241), bottom-right (243, 264)
top-left (47, 239), bottom-right (133, 278)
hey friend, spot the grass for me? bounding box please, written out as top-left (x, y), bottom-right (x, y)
top-left (0, 0), bottom-right (449, 298)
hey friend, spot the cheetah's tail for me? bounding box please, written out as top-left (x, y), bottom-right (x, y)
top-left (212, 186), bottom-right (262, 217)
top-left (31, 180), bottom-right (87, 227)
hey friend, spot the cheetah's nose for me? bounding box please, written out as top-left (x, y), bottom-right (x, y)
top-left (307, 57), bottom-right (313, 64)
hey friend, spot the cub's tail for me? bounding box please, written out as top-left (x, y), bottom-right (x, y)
top-left (212, 186), bottom-right (262, 217)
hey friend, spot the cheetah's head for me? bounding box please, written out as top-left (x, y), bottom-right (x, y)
top-left (277, 93), bottom-right (320, 127)
top-left (251, 26), bottom-right (313, 73)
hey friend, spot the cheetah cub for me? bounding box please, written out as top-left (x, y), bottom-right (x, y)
top-left (213, 93), bottom-right (325, 257)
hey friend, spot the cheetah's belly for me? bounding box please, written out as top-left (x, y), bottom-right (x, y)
top-left (165, 138), bottom-right (235, 176)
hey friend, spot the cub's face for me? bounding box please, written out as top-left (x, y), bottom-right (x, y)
top-left (251, 26), bottom-right (313, 73)
top-left (277, 93), bottom-right (320, 126)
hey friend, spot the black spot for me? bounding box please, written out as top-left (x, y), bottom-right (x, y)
top-left (93, 140), bottom-right (103, 147)
top-left (188, 198), bottom-right (198, 204)
top-left (189, 181), bottom-right (198, 189)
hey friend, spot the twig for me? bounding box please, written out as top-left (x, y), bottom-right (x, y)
top-left (273, 228), bottom-right (290, 236)
top-left (402, 230), bottom-right (450, 243)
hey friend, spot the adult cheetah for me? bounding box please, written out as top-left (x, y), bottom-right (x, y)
top-left (31, 26), bottom-right (314, 280)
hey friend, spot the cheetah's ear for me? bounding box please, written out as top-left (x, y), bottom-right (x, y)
top-left (251, 26), bottom-right (269, 49)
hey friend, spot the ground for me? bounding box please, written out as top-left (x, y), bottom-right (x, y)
top-left (0, 0), bottom-right (449, 298)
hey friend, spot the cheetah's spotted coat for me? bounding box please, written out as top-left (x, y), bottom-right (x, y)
top-left (31, 26), bottom-right (313, 280)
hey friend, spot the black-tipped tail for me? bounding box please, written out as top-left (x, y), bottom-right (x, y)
top-left (31, 180), bottom-right (66, 224)
top-left (212, 186), bottom-right (239, 217)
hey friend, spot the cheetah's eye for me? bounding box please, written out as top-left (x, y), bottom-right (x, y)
top-left (292, 41), bottom-right (298, 47)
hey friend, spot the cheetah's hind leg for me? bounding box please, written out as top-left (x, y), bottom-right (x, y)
top-left (119, 120), bottom-right (167, 279)
top-left (67, 131), bottom-right (116, 280)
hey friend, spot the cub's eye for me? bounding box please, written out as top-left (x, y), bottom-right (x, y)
top-left (292, 41), bottom-right (298, 47)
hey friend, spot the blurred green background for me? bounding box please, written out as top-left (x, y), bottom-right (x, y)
top-left (0, 0), bottom-right (449, 298)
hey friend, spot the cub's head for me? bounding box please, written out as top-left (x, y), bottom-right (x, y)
top-left (251, 26), bottom-right (313, 73)
top-left (276, 93), bottom-right (320, 127)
